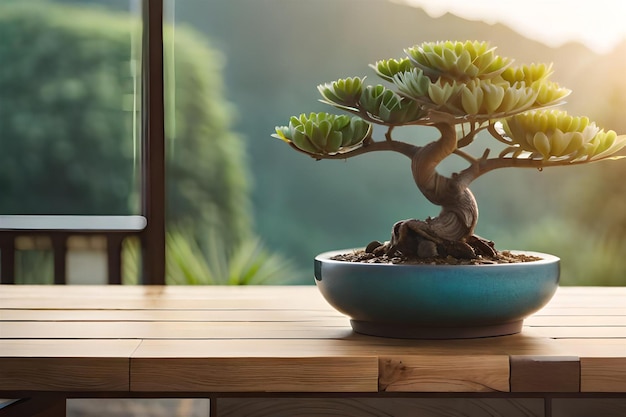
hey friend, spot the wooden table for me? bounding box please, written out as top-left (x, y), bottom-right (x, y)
top-left (1, 285), bottom-right (625, 417)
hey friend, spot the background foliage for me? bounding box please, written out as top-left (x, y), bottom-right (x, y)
top-left (0, 0), bottom-right (297, 284)
top-left (2, 0), bottom-right (625, 285)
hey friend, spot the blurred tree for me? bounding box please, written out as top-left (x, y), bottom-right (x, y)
top-left (0, 1), bottom-right (250, 253)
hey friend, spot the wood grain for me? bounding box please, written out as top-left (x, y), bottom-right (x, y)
top-left (0, 308), bottom-right (344, 322)
top-left (217, 398), bottom-right (544, 417)
top-left (552, 398), bottom-right (626, 417)
top-left (2, 285), bottom-right (626, 400)
top-left (378, 355), bottom-right (509, 392)
top-left (510, 355), bottom-right (579, 392)
top-left (0, 339), bottom-right (141, 357)
top-left (580, 358), bottom-right (626, 392)
top-left (0, 358), bottom-right (128, 392)
top-left (131, 357), bottom-right (378, 392)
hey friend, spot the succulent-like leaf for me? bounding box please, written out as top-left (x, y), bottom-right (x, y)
top-left (370, 58), bottom-right (412, 82)
top-left (392, 68), bottom-right (431, 100)
top-left (501, 63), bottom-right (553, 84)
top-left (359, 84), bottom-right (388, 115)
top-left (427, 79), bottom-right (462, 106)
top-left (318, 77), bottom-right (364, 107)
top-left (482, 82), bottom-right (506, 114)
top-left (273, 112), bottom-right (371, 155)
top-left (460, 81), bottom-right (484, 115)
top-left (340, 117), bottom-right (372, 147)
top-left (405, 40), bottom-right (511, 81)
top-left (360, 84), bottom-right (425, 123)
top-left (532, 79), bottom-right (571, 106)
top-left (499, 110), bottom-right (626, 161)
top-left (291, 126), bottom-right (319, 154)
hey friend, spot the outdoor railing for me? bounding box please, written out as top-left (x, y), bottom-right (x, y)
top-left (0, 215), bottom-right (146, 285)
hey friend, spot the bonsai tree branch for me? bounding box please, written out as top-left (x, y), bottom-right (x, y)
top-left (288, 138), bottom-right (420, 160)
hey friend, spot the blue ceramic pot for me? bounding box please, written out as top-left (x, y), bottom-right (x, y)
top-left (314, 249), bottom-right (559, 339)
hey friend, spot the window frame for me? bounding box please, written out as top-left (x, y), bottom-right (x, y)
top-left (140, 0), bottom-right (166, 285)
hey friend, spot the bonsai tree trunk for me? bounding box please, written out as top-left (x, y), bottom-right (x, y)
top-left (381, 113), bottom-right (496, 259)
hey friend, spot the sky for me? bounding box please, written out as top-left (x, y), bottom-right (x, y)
top-left (394, 0), bottom-right (626, 54)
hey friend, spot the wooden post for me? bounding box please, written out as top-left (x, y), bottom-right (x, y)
top-left (141, 0), bottom-right (166, 285)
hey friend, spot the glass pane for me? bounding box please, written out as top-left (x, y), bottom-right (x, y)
top-left (162, 0), bottom-right (299, 285)
top-left (0, 1), bottom-right (142, 215)
top-left (167, 0), bottom-right (626, 285)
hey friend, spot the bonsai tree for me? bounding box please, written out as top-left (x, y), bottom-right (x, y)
top-left (273, 40), bottom-right (626, 262)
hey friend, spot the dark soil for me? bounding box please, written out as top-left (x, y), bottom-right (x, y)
top-left (330, 249), bottom-right (542, 265)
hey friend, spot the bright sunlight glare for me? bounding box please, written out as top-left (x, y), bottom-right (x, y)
top-left (393, 0), bottom-right (626, 54)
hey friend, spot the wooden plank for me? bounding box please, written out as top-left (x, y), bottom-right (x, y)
top-left (8, 320), bottom-right (626, 341)
top-left (522, 326), bottom-right (626, 338)
top-left (510, 355), bottom-right (579, 392)
top-left (551, 287), bottom-right (626, 295)
top-left (2, 284), bottom-right (625, 398)
top-left (549, 339), bottom-right (626, 357)
top-left (0, 285), bottom-right (323, 301)
top-left (534, 308), bottom-right (626, 316)
top-left (580, 358), bottom-right (626, 392)
top-left (0, 321), bottom-right (353, 340)
top-left (217, 398), bottom-right (544, 417)
top-left (0, 340), bottom-right (138, 393)
top-left (8, 309), bottom-right (626, 325)
top-left (131, 357), bottom-right (378, 393)
top-left (378, 355), bottom-right (509, 392)
top-left (0, 287), bottom-right (332, 310)
top-left (2, 284), bottom-right (623, 299)
top-left (525, 315), bottom-right (626, 326)
top-left (2, 285), bottom-right (623, 311)
top-left (553, 398), bottom-right (626, 417)
top-left (0, 308), bottom-right (345, 322)
top-left (0, 358), bottom-right (128, 392)
top-left (0, 297), bottom-right (331, 310)
top-left (132, 335), bottom-right (566, 360)
top-left (0, 339), bottom-right (141, 357)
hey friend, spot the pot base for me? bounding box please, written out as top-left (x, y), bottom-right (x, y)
top-left (350, 319), bottom-right (523, 339)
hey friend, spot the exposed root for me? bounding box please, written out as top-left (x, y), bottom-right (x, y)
top-left (371, 218), bottom-right (497, 260)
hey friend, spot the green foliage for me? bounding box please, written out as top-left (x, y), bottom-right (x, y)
top-left (122, 229), bottom-right (299, 285)
top-left (1, 1), bottom-right (301, 285)
top-left (0, 1), bottom-right (250, 253)
top-left (274, 40), bottom-right (597, 161)
top-left (12, 251), bottom-right (53, 285)
top-left (274, 39), bottom-right (626, 172)
top-left (0, 2), bottom-right (139, 215)
top-left (513, 217), bottom-right (626, 286)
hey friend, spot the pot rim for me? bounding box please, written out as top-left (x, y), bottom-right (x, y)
top-left (315, 248), bottom-right (560, 269)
